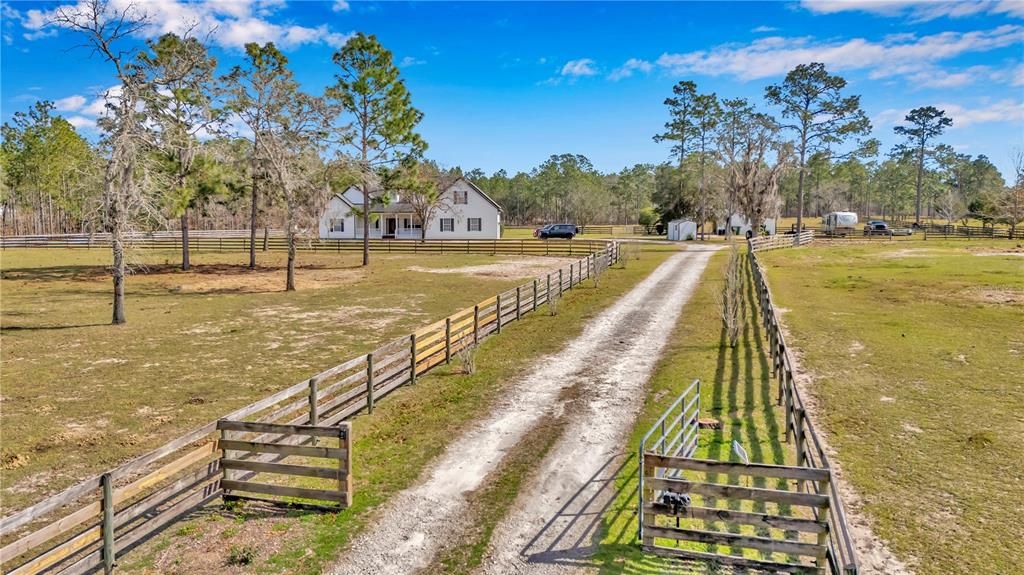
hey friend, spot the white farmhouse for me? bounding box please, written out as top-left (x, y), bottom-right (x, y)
top-left (318, 178), bottom-right (503, 240)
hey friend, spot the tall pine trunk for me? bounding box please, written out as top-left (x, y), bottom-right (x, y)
top-left (180, 210), bottom-right (190, 271)
top-left (249, 168), bottom-right (259, 269)
top-left (362, 181), bottom-right (370, 266)
top-left (286, 231), bottom-right (296, 291)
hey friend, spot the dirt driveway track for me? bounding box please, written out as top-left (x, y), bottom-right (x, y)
top-left (328, 246), bottom-right (717, 575)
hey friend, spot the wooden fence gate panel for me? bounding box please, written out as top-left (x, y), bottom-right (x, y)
top-left (638, 380), bottom-right (837, 575)
top-left (217, 420), bottom-right (352, 508)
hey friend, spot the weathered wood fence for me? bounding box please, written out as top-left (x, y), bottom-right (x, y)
top-left (749, 231), bottom-right (814, 252)
top-left (748, 244), bottom-right (859, 574)
top-left (218, 421), bottom-right (352, 508)
top-left (0, 241), bottom-right (620, 575)
top-left (0, 234), bottom-right (611, 256)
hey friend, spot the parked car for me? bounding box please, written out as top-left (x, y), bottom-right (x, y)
top-left (864, 220), bottom-right (891, 235)
top-left (534, 223), bottom-right (577, 239)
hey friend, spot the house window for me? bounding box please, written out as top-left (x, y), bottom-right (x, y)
top-left (329, 218), bottom-right (345, 233)
top-left (402, 217), bottom-right (410, 229)
top-left (374, 218), bottom-right (380, 229)
top-left (453, 190), bottom-right (468, 204)
top-left (440, 218), bottom-right (454, 232)
top-left (467, 218), bottom-right (482, 232)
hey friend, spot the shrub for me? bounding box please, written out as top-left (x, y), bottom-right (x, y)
top-left (226, 544), bottom-right (256, 566)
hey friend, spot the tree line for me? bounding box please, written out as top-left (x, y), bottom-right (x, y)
top-left (1, 0), bottom-right (437, 323)
top-left (2, 1), bottom-right (1022, 324)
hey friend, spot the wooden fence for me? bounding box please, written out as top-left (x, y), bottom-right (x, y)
top-left (0, 234), bottom-right (610, 257)
top-left (218, 420), bottom-right (352, 508)
top-left (748, 245), bottom-right (859, 574)
top-left (642, 454), bottom-right (833, 575)
top-left (749, 231), bottom-right (814, 252)
top-left (790, 223), bottom-right (1023, 240)
top-left (0, 241), bottom-right (620, 575)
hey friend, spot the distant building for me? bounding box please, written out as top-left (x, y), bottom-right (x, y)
top-left (319, 178), bottom-right (503, 240)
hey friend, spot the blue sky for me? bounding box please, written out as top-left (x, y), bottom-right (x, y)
top-left (2, 0), bottom-right (1022, 180)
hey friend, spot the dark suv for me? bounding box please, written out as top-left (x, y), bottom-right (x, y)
top-left (535, 224), bottom-right (577, 239)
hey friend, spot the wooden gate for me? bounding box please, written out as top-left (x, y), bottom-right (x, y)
top-left (641, 454), bottom-right (831, 574)
top-left (638, 381), bottom-right (836, 574)
top-left (217, 420), bottom-right (352, 507)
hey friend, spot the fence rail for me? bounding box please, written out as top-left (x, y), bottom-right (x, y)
top-left (749, 231), bottom-right (814, 252)
top-left (0, 234), bottom-right (610, 257)
top-left (0, 241), bottom-right (620, 575)
top-left (748, 243), bottom-right (859, 575)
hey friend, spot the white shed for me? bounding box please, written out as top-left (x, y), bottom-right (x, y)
top-left (716, 214), bottom-right (776, 238)
top-left (667, 219), bottom-right (698, 241)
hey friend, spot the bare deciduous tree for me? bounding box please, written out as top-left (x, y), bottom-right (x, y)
top-left (53, 0), bottom-right (165, 324)
top-left (719, 243), bottom-right (744, 347)
top-left (716, 98), bottom-right (789, 237)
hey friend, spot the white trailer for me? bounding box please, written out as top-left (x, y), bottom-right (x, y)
top-left (822, 212), bottom-right (858, 236)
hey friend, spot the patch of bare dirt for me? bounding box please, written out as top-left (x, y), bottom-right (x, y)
top-left (406, 256), bottom-right (578, 280)
top-left (966, 244), bottom-right (1024, 256)
top-left (960, 287), bottom-right (1024, 305)
top-left (327, 249), bottom-right (716, 575)
top-left (141, 501), bottom-right (311, 575)
top-left (880, 248), bottom-right (935, 258)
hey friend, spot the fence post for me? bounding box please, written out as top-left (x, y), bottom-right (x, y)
top-left (533, 279), bottom-right (538, 312)
top-left (101, 472), bottom-right (115, 575)
top-left (784, 376), bottom-right (793, 443)
top-left (516, 286), bottom-right (521, 321)
top-left (795, 408), bottom-right (806, 466)
top-left (559, 269), bottom-right (563, 297)
top-left (366, 353), bottom-right (375, 414)
top-left (340, 423), bottom-right (353, 507)
top-left (546, 274), bottom-right (551, 304)
top-left (496, 294), bottom-right (503, 334)
top-left (569, 265), bottom-right (573, 289)
top-left (816, 475), bottom-right (831, 570)
top-left (473, 305), bottom-right (480, 344)
top-left (445, 318), bottom-right (452, 364)
top-left (410, 333), bottom-right (417, 385)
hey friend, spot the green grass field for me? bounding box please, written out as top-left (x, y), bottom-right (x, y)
top-left (108, 245), bottom-right (680, 574)
top-left (758, 241), bottom-right (1024, 575)
top-left (0, 248), bottom-right (578, 510)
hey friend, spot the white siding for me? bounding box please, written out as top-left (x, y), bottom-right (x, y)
top-left (318, 196), bottom-right (356, 239)
top-left (318, 180), bottom-right (502, 240)
top-left (427, 180), bottom-right (501, 239)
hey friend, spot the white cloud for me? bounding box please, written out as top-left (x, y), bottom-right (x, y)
top-left (561, 58), bottom-right (597, 77)
top-left (801, 0), bottom-right (1024, 21)
top-left (65, 115), bottom-right (96, 131)
top-left (332, 0), bottom-right (350, 12)
top-left (940, 99), bottom-right (1024, 127)
top-left (655, 25), bottom-right (1024, 81)
top-left (399, 56), bottom-right (425, 67)
top-left (608, 58), bottom-right (653, 81)
top-left (873, 99), bottom-right (1024, 128)
top-left (16, 0), bottom-right (352, 51)
top-left (752, 25), bottom-right (779, 33)
top-left (1012, 63), bottom-right (1024, 86)
top-left (54, 95), bottom-right (87, 111)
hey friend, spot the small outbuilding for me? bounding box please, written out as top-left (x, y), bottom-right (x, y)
top-left (666, 219), bottom-right (698, 241)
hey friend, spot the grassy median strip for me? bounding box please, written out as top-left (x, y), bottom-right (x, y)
top-left (758, 240), bottom-right (1024, 575)
top-left (589, 248), bottom-right (798, 574)
top-left (113, 245), bottom-right (678, 574)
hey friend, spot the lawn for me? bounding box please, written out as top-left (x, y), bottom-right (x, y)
top-left (590, 248), bottom-right (805, 574)
top-left (107, 244), bottom-right (681, 575)
top-left (0, 247), bottom-right (578, 510)
top-left (758, 241), bottom-right (1024, 575)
